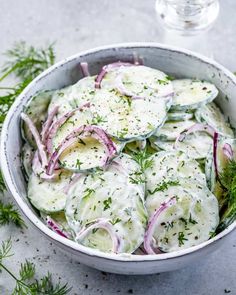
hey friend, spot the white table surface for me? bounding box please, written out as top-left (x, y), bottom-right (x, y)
top-left (0, 0), bottom-right (236, 294)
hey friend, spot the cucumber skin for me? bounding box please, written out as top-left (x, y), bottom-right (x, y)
top-left (21, 90), bottom-right (53, 147)
top-left (170, 94), bottom-right (216, 111)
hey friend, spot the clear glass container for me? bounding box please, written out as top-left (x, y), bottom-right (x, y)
top-left (155, 0), bottom-right (220, 35)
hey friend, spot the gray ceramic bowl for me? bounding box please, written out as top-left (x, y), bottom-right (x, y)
top-left (1, 43), bottom-right (236, 275)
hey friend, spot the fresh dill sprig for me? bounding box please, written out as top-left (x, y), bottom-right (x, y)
top-left (130, 148), bottom-right (154, 172)
top-left (0, 41), bottom-right (55, 82)
top-left (148, 180), bottom-right (180, 195)
top-left (0, 78), bottom-right (31, 125)
top-left (0, 239), bottom-right (72, 295)
top-left (0, 239), bottom-right (13, 262)
top-left (0, 41), bottom-right (56, 128)
top-left (0, 201), bottom-right (25, 227)
top-left (0, 41), bottom-right (56, 229)
top-left (129, 170), bottom-right (146, 184)
top-left (0, 170), bottom-right (25, 228)
top-left (216, 160), bottom-right (236, 232)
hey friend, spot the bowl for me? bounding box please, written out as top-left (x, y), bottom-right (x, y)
top-left (1, 43), bottom-right (236, 275)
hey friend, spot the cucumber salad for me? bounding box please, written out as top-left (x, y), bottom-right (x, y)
top-left (20, 59), bottom-right (235, 255)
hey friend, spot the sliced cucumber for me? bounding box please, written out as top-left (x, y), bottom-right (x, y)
top-left (171, 79), bottom-right (218, 110)
top-left (51, 108), bottom-right (124, 172)
top-left (21, 143), bottom-right (34, 180)
top-left (65, 153), bottom-right (147, 253)
top-left (195, 102), bottom-right (234, 138)
top-left (149, 137), bottom-right (175, 152)
top-left (146, 178), bottom-right (219, 252)
top-left (28, 170), bottom-right (72, 213)
top-left (154, 119), bottom-right (196, 141)
top-left (52, 108), bottom-right (93, 150)
top-left (90, 88), bottom-right (168, 141)
top-left (58, 137), bottom-right (123, 173)
top-left (102, 65), bottom-right (173, 98)
top-left (22, 90), bottom-right (53, 147)
top-left (175, 131), bottom-right (213, 160)
top-left (48, 76), bottom-right (96, 117)
top-left (145, 151), bottom-right (206, 193)
top-left (167, 110), bottom-right (194, 121)
top-left (151, 130), bottom-right (213, 160)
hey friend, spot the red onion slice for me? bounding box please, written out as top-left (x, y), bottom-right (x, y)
top-left (46, 104), bottom-right (91, 154)
top-left (46, 216), bottom-right (70, 239)
top-left (80, 62), bottom-right (90, 77)
top-left (144, 196), bottom-right (177, 255)
top-left (41, 106), bottom-right (59, 144)
top-left (175, 123), bottom-right (216, 149)
top-left (213, 132), bottom-right (219, 179)
top-left (95, 61), bottom-right (134, 89)
top-left (21, 113), bottom-right (48, 168)
top-left (32, 151), bottom-right (58, 180)
top-left (76, 218), bottom-right (121, 253)
top-left (47, 125), bottom-right (117, 175)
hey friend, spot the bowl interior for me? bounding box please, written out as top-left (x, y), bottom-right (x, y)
top-left (2, 43), bottom-right (236, 261)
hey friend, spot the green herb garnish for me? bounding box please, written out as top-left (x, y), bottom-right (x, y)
top-left (216, 160), bottom-right (236, 232)
top-left (103, 197), bottom-right (112, 211)
top-left (148, 180), bottom-right (179, 195)
top-left (178, 232), bottom-right (188, 246)
top-left (0, 201), bottom-right (25, 227)
top-left (110, 218), bottom-right (122, 225)
top-left (130, 149), bottom-right (154, 172)
top-left (91, 114), bottom-right (107, 125)
top-left (129, 170), bottom-right (146, 184)
top-left (0, 239), bottom-right (71, 294)
top-left (75, 158), bottom-right (83, 169)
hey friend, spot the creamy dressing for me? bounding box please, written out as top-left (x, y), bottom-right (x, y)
top-left (65, 154), bottom-right (147, 253)
top-left (21, 62), bottom-right (225, 255)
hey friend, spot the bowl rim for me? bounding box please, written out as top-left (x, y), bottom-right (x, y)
top-left (1, 42), bottom-right (236, 263)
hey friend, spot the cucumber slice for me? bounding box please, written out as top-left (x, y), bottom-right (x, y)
top-left (171, 79), bottom-right (218, 110)
top-left (195, 102), bottom-right (234, 138)
top-left (90, 88), bottom-right (168, 141)
top-left (28, 170), bottom-right (72, 213)
top-left (145, 151), bottom-right (206, 193)
top-left (146, 178), bottom-right (219, 252)
top-left (65, 154), bottom-right (147, 253)
top-left (22, 90), bottom-right (53, 147)
top-left (175, 131), bottom-right (213, 159)
top-left (52, 108), bottom-right (93, 150)
top-left (154, 119), bottom-right (196, 141)
top-left (167, 111), bottom-right (194, 121)
top-left (51, 108), bottom-right (124, 172)
top-left (151, 129), bottom-right (213, 159)
top-left (58, 137), bottom-right (123, 173)
top-left (149, 137), bottom-right (175, 152)
top-left (48, 76), bottom-right (96, 117)
top-left (21, 143), bottom-right (34, 180)
top-left (102, 65), bottom-right (173, 98)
